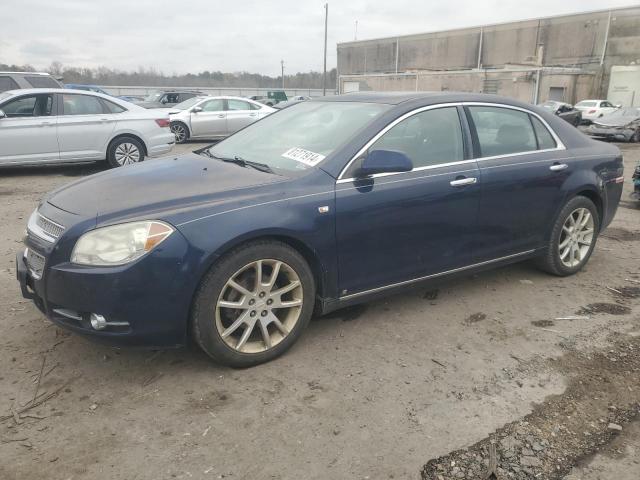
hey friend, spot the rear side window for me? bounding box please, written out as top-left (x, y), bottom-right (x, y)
top-left (103, 99), bottom-right (126, 113)
top-left (62, 94), bottom-right (105, 115)
top-left (0, 76), bottom-right (20, 92)
top-left (531, 116), bottom-right (557, 150)
top-left (24, 75), bottom-right (60, 88)
top-left (367, 107), bottom-right (464, 169)
top-left (227, 99), bottom-right (252, 111)
top-left (468, 106), bottom-right (536, 157)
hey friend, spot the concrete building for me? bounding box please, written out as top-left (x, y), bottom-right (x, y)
top-left (336, 6), bottom-right (640, 105)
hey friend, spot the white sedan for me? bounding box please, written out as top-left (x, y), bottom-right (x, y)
top-left (0, 89), bottom-right (175, 167)
top-left (574, 99), bottom-right (620, 124)
top-left (166, 96), bottom-right (275, 143)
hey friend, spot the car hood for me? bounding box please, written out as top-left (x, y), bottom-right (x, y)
top-left (44, 153), bottom-right (287, 223)
top-left (593, 116), bottom-right (640, 127)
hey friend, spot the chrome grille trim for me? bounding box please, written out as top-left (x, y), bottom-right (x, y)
top-left (25, 248), bottom-right (45, 280)
top-left (36, 214), bottom-right (65, 239)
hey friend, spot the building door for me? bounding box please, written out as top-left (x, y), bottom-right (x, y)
top-left (548, 87), bottom-right (566, 102)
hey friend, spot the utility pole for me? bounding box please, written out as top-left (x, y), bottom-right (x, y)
top-left (354, 20), bottom-right (358, 41)
top-left (281, 60), bottom-right (284, 89)
top-left (323, 3), bottom-right (328, 96)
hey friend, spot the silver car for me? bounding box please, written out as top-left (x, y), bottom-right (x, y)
top-left (167, 96), bottom-right (275, 143)
top-left (0, 89), bottom-right (176, 167)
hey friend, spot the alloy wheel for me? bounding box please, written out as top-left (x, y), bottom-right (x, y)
top-left (558, 207), bottom-right (595, 268)
top-left (114, 142), bottom-right (141, 165)
top-left (171, 123), bottom-right (187, 143)
top-left (215, 259), bottom-right (303, 354)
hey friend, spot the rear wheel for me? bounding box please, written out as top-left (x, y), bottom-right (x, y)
top-left (631, 129), bottom-right (640, 143)
top-left (535, 196), bottom-right (600, 276)
top-left (171, 122), bottom-right (189, 144)
top-left (107, 136), bottom-right (145, 168)
top-left (191, 241), bottom-right (315, 367)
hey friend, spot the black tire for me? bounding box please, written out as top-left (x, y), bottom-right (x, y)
top-left (191, 240), bottom-right (315, 367)
top-left (170, 122), bottom-right (189, 144)
top-left (107, 136), bottom-right (145, 168)
top-left (535, 196), bottom-right (600, 276)
top-left (631, 129), bottom-right (640, 143)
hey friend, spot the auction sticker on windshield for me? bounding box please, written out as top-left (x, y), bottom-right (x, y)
top-left (282, 147), bottom-right (326, 167)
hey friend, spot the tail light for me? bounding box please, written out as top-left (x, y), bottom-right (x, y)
top-left (588, 110), bottom-right (597, 114)
top-left (155, 118), bottom-right (170, 128)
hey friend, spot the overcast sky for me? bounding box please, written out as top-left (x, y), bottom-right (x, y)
top-left (1, 0), bottom-right (636, 76)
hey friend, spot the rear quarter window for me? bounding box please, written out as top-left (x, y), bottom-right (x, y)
top-left (24, 75), bottom-right (61, 88)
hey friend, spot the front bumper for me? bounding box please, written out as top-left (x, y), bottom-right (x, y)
top-left (16, 221), bottom-right (195, 348)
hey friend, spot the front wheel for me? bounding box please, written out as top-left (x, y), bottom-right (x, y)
top-left (170, 122), bottom-right (189, 144)
top-left (191, 241), bottom-right (315, 367)
top-left (535, 196), bottom-right (600, 276)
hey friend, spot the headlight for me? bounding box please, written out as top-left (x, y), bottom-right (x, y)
top-left (71, 221), bottom-right (174, 266)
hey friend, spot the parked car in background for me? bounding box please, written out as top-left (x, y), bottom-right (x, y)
top-left (0, 89), bottom-right (174, 167)
top-left (117, 95), bottom-right (146, 103)
top-left (585, 107), bottom-right (640, 142)
top-left (0, 71), bottom-right (63, 93)
top-left (632, 163), bottom-right (640, 201)
top-left (134, 90), bottom-right (204, 109)
top-left (538, 101), bottom-right (582, 126)
top-left (574, 99), bottom-right (620, 124)
top-left (65, 84), bottom-right (112, 96)
top-left (15, 92), bottom-right (624, 367)
top-left (249, 91), bottom-right (288, 106)
top-left (167, 96), bottom-right (275, 143)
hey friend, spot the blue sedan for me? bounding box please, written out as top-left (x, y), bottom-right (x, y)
top-left (16, 92), bottom-right (624, 367)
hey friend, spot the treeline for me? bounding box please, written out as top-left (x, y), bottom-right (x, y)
top-left (1, 62), bottom-right (337, 89)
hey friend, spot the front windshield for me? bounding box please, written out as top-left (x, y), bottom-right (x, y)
top-left (144, 91), bottom-right (162, 102)
top-left (173, 97), bottom-right (201, 110)
top-left (606, 107), bottom-right (640, 117)
top-left (208, 101), bottom-right (390, 173)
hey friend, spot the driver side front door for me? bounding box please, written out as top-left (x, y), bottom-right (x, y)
top-left (335, 105), bottom-right (480, 298)
top-left (190, 98), bottom-right (227, 137)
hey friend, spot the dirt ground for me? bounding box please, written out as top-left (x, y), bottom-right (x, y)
top-left (1, 141), bottom-right (639, 480)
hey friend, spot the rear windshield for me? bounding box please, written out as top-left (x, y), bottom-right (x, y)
top-left (576, 101), bottom-right (597, 107)
top-left (24, 75), bottom-right (61, 88)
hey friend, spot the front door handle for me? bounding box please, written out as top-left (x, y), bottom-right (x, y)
top-left (249, 113), bottom-right (257, 117)
top-left (217, 114), bottom-right (225, 118)
top-left (40, 121), bottom-right (53, 126)
top-left (450, 177), bottom-right (477, 187)
top-left (549, 163), bottom-right (568, 172)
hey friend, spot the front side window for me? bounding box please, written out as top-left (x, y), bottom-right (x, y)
top-left (366, 107), bottom-right (464, 170)
top-left (201, 99), bottom-right (224, 112)
top-left (227, 99), bottom-right (251, 111)
top-left (468, 106), bottom-right (537, 157)
top-left (249, 102), bottom-right (262, 111)
top-left (2, 94), bottom-right (53, 117)
top-left (62, 94), bottom-right (105, 115)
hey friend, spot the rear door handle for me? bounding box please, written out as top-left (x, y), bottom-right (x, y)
top-left (549, 163), bottom-right (568, 172)
top-left (450, 177), bottom-right (477, 187)
top-left (40, 121), bottom-right (53, 126)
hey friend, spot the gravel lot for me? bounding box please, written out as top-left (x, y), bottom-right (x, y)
top-left (1, 141), bottom-right (639, 480)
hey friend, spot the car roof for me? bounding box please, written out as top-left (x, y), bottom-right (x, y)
top-left (314, 91), bottom-right (543, 108)
top-left (0, 71), bottom-right (52, 76)
top-left (2, 88), bottom-right (109, 96)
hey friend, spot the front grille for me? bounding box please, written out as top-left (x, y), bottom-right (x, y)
top-left (36, 214), bottom-right (65, 239)
top-left (25, 248), bottom-right (45, 279)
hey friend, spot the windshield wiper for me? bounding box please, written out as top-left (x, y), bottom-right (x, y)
top-left (209, 153), bottom-right (275, 174)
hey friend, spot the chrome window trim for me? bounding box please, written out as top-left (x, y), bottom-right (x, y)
top-left (336, 167), bottom-right (478, 192)
top-left (339, 249), bottom-right (536, 301)
top-left (336, 101), bottom-right (566, 184)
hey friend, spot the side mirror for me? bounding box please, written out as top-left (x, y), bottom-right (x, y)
top-left (161, 98), bottom-right (168, 104)
top-left (355, 149), bottom-right (413, 177)
top-left (192, 106), bottom-right (203, 113)
top-left (0, 109), bottom-right (5, 119)
top-left (615, 103), bottom-right (622, 109)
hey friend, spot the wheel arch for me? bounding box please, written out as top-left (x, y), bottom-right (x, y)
top-left (170, 120), bottom-right (191, 137)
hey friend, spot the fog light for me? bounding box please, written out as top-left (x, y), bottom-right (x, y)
top-left (90, 313), bottom-right (107, 330)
